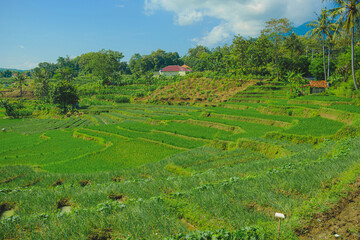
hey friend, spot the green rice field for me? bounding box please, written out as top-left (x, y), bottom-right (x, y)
top-left (1, 80), bottom-right (360, 239)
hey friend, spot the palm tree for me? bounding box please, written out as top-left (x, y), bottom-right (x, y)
top-left (326, 23), bottom-right (340, 78)
top-left (307, 8), bottom-right (337, 83)
top-left (325, 0), bottom-right (360, 90)
top-left (14, 73), bottom-right (26, 104)
top-left (33, 68), bottom-right (50, 102)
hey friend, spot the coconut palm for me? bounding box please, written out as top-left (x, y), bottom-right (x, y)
top-left (307, 8), bottom-right (337, 82)
top-left (14, 73), bottom-right (26, 104)
top-left (326, 23), bottom-right (340, 78)
top-left (325, 0), bottom-right (360, 90)
top-left (33, 68), bottom-right (51, 102)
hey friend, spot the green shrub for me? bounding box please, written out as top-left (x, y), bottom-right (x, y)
top-left (0, 100), bottom-right (32, 118)
top-left (265, 132), bottom-right (324, 145)
top-left (114, 96), bottom-right (130, 103)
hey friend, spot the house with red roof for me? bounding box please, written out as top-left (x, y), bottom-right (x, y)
top-left (159, 65), bottom-right (192, 76)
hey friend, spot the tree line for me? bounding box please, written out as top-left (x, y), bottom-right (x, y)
top-left (25, 7), bottom-right (359, 88)
top-left (1, 0), bottom-right (359, 114)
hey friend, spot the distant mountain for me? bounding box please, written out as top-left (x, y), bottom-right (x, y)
top-left (0, 68), bottom-right (27, 72)
top-left (293, 21), bottom-right (312, 36)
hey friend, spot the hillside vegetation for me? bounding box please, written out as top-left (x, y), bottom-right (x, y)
top-left (1, 79), bottom-right (360, 239)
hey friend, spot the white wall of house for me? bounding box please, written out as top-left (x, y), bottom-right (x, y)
top-left (160, 71), bottom-right (187, 76)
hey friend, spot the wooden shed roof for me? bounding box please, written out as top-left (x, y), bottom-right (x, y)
top-left (301, 80), bottom-right (328, 88)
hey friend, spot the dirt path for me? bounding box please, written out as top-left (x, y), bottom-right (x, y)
top-left (300, 179), bottom-right (360, 239)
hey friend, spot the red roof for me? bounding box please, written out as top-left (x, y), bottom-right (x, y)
top-left (161, 65), bottom-right (192, 72)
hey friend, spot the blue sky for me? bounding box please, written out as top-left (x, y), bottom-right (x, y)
top-left (0, 0), bottom-right (330, 70)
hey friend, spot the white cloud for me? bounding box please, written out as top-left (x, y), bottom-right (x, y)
top-left (22, 61), bottom-right (38, 70)
top-left (115, 4), bottom-right (125, 8)
top-left (19, 45), bottom-right (25, 49)
top-left (144, 0), bottom-right (326, 46)
top-left (193, 24), bottom-right (230, 46)
top-left (177, 10), bottom-right (203, 25)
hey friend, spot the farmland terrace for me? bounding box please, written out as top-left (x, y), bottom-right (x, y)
top-left (1, 81), bottom-right (360, 239)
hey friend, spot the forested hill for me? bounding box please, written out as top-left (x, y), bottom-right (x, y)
top-left (293, 21), bottom-right (312, 36)
top-left (0, 68), bottom-right (27, 72)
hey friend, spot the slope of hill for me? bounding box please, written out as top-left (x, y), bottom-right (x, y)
top-left (293, 21), bottom-right (312, 36)
top-left (0, 67), bottom-right (27, 72)
top-left (1, 80), bottom-right (360, 239)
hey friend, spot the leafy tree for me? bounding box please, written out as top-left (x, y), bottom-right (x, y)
top-left (303, 36), bottom-right (322, 60)
top-left (57, 56), bottom-right (80, 77)
top-left (182, 46), bottom-right (211, 71)
top-left (129, 53), bottom-right (142, 75)
top-left (129, 50), bottom-right (183, 75)
top-left (119, 62), bottom-right (131, 74)
top-left (208, 51), bottom-right (224, 72)
top-left (294, 56), bottom-right (311, 76)
top-left (326, 0), bottom-right (360, 90)
top-left (231, 35), bottom-right (250, 71)
top-left (38, 62), bottom-right (57, 77)
top-left (307, 8), bottom-right (337, 82)
top-left (2, 69), bottom-right (12, 78)
top-left (33, 67), bottom-right (51, 102)
top-left (54, 67), bottom-right (75, 82)
top-left (309, 54), bottom-right (336, 80)
top-left (284, 32), bottom-right (304, 58)
top-left (51, 81), bottom-right (79, 112)
top-left (261, 18), bottom-right (293, 81)
top-left (246, 35), bottom-right (272, 74)
top-left (335, 45), bottom-right (360, 82)
top-left (0, 99), bottom-right (17, 118)
top-left (78, 49), bottom-right (124, 85)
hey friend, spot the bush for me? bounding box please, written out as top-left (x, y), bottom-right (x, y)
top-left (0, 100), bottom-right (33, 118)
top-left (51, 80), bottom-right (79, 112)
top-left (330, 80), bottom-right (358, 98)
top-left (114, 96), bottom-right (130, 103)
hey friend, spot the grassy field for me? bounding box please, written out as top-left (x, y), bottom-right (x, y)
top-left (1, 79), bottom-right (360, 239)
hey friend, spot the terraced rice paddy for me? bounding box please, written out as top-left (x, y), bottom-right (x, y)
top-left (1, 80), bottom-right (360, 239)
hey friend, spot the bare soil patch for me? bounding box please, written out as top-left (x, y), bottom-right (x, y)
top-left (299, 178), bottom-right (360, 239)
top-left (140, 78), bottom-right (259, 104)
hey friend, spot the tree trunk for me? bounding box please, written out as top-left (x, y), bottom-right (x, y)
top-left (322, 33), bottom-right (327, 82)
top-left (327, 47), bottom-right (331, 79)
top-left (351, 27), bottom-right (358, 90)
top-left (20, 84), bottom-right (23, 99)
top-left (19, 80), bottom-right (23, 105)
top-left (312, 49), bottom-right (314, 60)
top-left (276, 56), bottom-right (279, 81)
